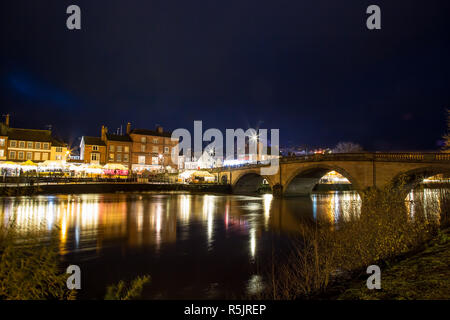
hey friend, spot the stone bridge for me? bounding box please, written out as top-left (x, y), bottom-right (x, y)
top-left (211, 152), bottom-right (450, 199)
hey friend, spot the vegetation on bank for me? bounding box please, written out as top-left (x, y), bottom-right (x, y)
top-left (0, 223), bottom-right (76, 300)
top-left (0, 221), bottom-right (150, 300)
top-left (255, 183), bottom-right (450, 300)
top-left (338, 227), bottom-right (450, 300)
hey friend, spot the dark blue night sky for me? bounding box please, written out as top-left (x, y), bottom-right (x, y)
top-left (1, 0), bottom-right (449, 151)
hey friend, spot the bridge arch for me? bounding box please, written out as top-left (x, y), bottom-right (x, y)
top-left (232, 170), bottom-right (275, 195)
top-left (390, 165), bottom-right (450, 199)
top-left (283, 164), bottom-right (361, 197)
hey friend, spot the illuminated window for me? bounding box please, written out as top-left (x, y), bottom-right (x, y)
top-left (9, 151), bottom-right (15, 159)
top-left (42, 153), bottom-right (48, 160)
top-left (0, 139), bottom-right (5, 146)
top-left (34, 152), bottom-right (41, 161)
top-left (26, 152), bottom-right (32, 160)
top-left (109, 145), bottom-right (115, 152)
top-left (124, 146), bottom-right (129, 152)
top-left (152, 146), bottom-right (158, 153)
top-left (109, 153), bottom-right (114, 161)
top-left (153, 138), bottom-right (158, 144)
top-left (117, 145), bottom-right (122, 152)
top-left (0, 150), bottom-right (4, 157)
top-left (138, 155), bottom-right (145, 164)
top-left (141, 137), bottom-right (146, 143)
top-left (152, 157), bottom-right (159, 165)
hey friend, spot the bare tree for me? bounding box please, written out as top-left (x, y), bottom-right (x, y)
top-left (443, 109), bottom-right (450, 151)
top-left (333, 141), bottom-right (363, 153)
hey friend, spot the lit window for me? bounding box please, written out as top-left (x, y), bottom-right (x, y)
top-left (141, 137), bottom-right (146, 143)
top-left (34, 153), bottom-right (41, 161)
top-left (9, 151), bottom-right (15, 159)
top-left (109, 153), bottom-right (114, 161)
top-left (110, 145), bottom-right (115, 152)
top-left (26, 152), bottom-right (32, 160)
top-left (124, 146), bottom-right (129, 152)
top-left (152, 157), bottom-right (159, 165)
top-left (0, 139), bottom-right (5, 146)
top-left (152, 146), bottom-right (158, 153)
top-left (138, 155), bottom-right (145, 164)
top-left (42, 153), bottom-right (48, 160)
top-left (153, 138), bottom-right (158, 144)
top-left (117, 145), bottom-right (122, 152)
top-left (0, 150), bottom-right (4, 157)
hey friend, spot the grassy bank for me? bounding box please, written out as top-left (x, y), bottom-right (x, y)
top-left (254, 184), bottom-right (450, 300)
top-left (337, 227), bottom-right (450, 300)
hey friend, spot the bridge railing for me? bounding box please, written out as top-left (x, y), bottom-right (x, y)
top-left (208, 152), bottom-right (450, 172)
top-left (280, 152), bottom-right (450, 163)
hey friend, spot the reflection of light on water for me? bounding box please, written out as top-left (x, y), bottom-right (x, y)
top-left (249, 227), bottom-right (256, 260)
top-left (155, 203), bottom-right (162, 251)
top-left (180, 195), bottom-right (190, 222)
top-left (246, 274), bottom-right (264, 296)
top-left (312, 195), bottom-right (317, 219)
top-left (313, 191), bottom-right (361, 223)
top-left (263, 194), bottom-right (272, 229)
top-left (203, 195), bottom-right (215, 250)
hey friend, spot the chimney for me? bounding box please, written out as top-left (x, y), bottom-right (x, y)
top-left (5, 114), bottom-right (10, 127)
top-left (126, 122), bottom-right (131, 134)
top-left (156, 125), bottom-right (163, 134)
top-left (101, 125), bottom-right (108, 141)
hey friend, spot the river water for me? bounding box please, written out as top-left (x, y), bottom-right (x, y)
top-left (0, 189), bottom-right (442, 299)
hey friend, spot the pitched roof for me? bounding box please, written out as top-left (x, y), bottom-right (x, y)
top-left (106, 133), bottom-right (132, 142)
top-left (130, 128), bottom-right (173, 138)
top-left (82, 136), bottom-right (106, 146)
top-left (51, 138), bottom-right (68, 147)
top-left (7, 128), bottom-right (53, 142)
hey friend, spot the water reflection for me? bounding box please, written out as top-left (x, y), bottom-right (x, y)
top-left (0, 189), bottom-right (442, 299)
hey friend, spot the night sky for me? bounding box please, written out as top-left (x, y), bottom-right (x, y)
top-left (1, 1), bottom-right (449, 151)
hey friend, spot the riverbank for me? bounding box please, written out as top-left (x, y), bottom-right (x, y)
top-left (326, 227), bottom-right (450, 300)
top-left (0, 182), bottom-right (231, 196)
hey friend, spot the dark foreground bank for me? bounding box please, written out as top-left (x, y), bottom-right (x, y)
top-left (327, 227), bottom-right (450, 300)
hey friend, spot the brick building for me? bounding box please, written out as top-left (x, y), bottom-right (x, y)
top-left (0, 115), bottom-right (69, 163)
top-left (80, 136), bottom-right (107, 165)
top-left (103, 126), bottom-right (133, 169)
top-left (128, 123), bottom-right (179, 172)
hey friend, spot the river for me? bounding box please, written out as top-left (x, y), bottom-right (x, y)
top-left (0, 189), bottom-right (442, 299)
